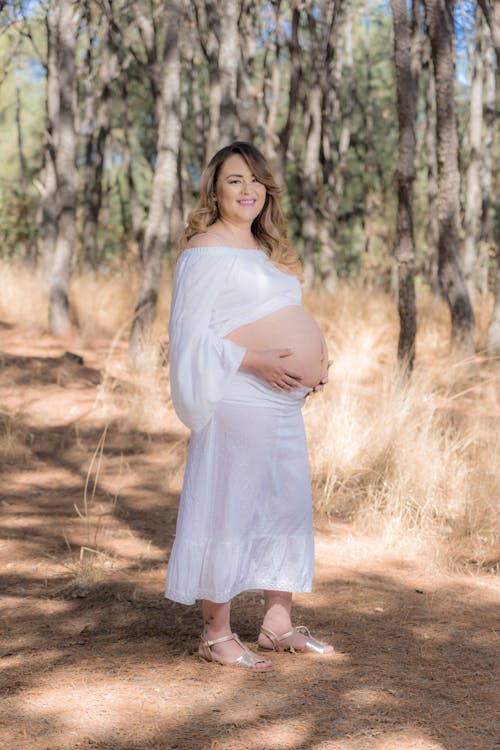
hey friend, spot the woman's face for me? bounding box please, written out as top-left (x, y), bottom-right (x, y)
top-left (214, 154), bottom-right (267, 226)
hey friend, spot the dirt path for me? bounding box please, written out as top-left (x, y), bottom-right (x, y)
top-left (1, 325), bottom-right (498, 750)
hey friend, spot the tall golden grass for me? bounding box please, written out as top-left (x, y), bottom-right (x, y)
top-left (305, 288), bottom-right (499, 570)
top-left (0, 260), bottom-right (498, 571)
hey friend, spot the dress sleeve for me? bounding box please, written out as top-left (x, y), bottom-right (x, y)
top-left (168, 249), bottom-right (247, 432)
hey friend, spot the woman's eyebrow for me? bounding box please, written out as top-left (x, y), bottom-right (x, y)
top-left (225, 173), bottom-right (255, 179)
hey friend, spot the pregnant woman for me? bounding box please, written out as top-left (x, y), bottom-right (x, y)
top-left (166, 141), bottom-right (334, 671)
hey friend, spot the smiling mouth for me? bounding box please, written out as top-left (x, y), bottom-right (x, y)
top-left (237, 200), bottom-right (256, 205)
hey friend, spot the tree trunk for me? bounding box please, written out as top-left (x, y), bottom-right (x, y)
top-left (48, 0), bottom-right (78, 335)
top-left (276, 1), bottom-right (301, 185)
top-left (318, 1), bottom-right (350, 291)
top-left (262, 3), bottom-right (282, 164)
top-left (301, 1), bottom-right (340, 289)
top-left (425, 0), bottom-right (475, 353)
top-left (194, 0), bottom-right (221, 156)
top-left (15, 71), bottom-right (27, 194)
top-left (237, 0), bottom-right (259, 145)
top-left (478, 24), bottom-right (496, 294)
top-left (478, 0), bottom-right (500, 353)
top-left (218, 0), bottom-right (239, 145)
top-left (392, 0), bottom-right (418, 369)
top-left (361, 16), bottom-right (376, 261)
top-left (129, 1), bottom-right (182, 366)
top-left (462, 6), bottom-right (483, 298)
top-left (39, 4), bottom-right (59, 289)
top-left (81, 9), bottom-right (114, 269)
top-left (120, 75), bottom-right (144, 250)
top-left (422, 37), bottom-right (439, 295)
top-left (301, 85), bottom-right (322, 289)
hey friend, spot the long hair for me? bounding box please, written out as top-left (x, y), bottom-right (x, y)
top-left (178, 141), bottom-right (301, 275)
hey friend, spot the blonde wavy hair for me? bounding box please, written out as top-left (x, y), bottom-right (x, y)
top-left (178, 141), bottom-right (301, 276)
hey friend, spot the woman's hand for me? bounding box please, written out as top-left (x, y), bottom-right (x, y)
top-left (310, 359), bottom-right (333, 395)
top-left (241, 348), bottom-right (302, 391)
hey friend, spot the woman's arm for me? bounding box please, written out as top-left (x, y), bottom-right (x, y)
top-left (169, 250), bottom-right (246, 431)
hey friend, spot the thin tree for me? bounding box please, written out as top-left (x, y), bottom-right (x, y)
top-left (478, 22), bottom-right (496, 294)
top-left (275, 0), bottom-right (301, 185)
top-left (425, 0), bottom-right (475, 353)
top-left (81, 5), bottom-right (115, 269)
top-left (392, 0), bottom-right (418, 368)
top-left (301, 0), bottom-right (341, 288)
top-left (462, 5), bottom-right (484, 298)
top-left (128, 0), bottom-right (182, 366)
top-left (48, 0), bottom-right (78, 334)
top-left (422, 35), bottom-right (439, 294)
top-left (193, 0), bottom-right (240, 154)
top-left (478, 0), bottom-right (500, 354)
top-left (318, 0), bottom-right (351, 292)
top-left (38, 2), bottom-right (58, 290)
top-left (218, 0), bottom-right (239, 145)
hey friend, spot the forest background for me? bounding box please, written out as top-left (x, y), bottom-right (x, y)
top-left (0, 3), bottom-right (499, 748)
top-left (0, 0), bottom-right (499, 566)
top-left (1, 0), bottom-right (499, 357)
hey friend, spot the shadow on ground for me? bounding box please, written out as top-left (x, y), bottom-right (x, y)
top-left (1, 344), bottom-right (499, 750)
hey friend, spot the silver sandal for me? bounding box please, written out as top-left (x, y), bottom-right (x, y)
top-left (199, 632), bottom-right (273, 670)
top-left (259, 625), bottom-right (335, 655)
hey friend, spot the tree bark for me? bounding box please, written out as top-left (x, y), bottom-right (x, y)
top-left (318, 1), bottom-right (350, 291)
top-left (462, 5), bottom-right (483, 298)
top-left (478, 0), bottom-right (500, 353)
top-left (194, 0), bottom-right (221, 156)
top-left (218, 0), bottom-right (239, 145)
top-left (237, 0), bottom-right (259, 145)
top-left (262, 1), bottom-right (282, 164)
top-left (39, 4), bottom-right (59, 289)
top-left (422, 37), bottom-right (439, 294)
top-left (81, 8), bottom-right (114, 269)
top-left (392, 0), bottom-right (418, 369)
top-left (425, 0), bottom-right (475, 353)
top-left (478, 24), bottom-right (496, 294)
top-left (276, 1), bottom-right (301, 185)
top-left (47, 0), bottom-right (78, 335)
top-left (128, 1), bottom-right (182, 366)
top-left (15, 69), bottom-right (27, 194)
top-left (301, 1), bottom-right (340, 289)
top-left (119, 75), bottom-right (144, 250)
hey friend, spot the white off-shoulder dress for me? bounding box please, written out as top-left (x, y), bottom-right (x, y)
top-left (165, 246), bottom-right (314, 604)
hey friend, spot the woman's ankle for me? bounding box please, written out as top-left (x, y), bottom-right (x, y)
top-left (202, 626), bottom-right (233, 641)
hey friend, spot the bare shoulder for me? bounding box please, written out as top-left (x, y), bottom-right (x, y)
top-left (185, 232), bottom-right (224, 248)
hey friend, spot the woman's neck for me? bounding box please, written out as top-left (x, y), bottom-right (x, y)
top-left (210, 220), bottom-right (256, 246)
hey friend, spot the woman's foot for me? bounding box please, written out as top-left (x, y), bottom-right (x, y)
top-left (258, 624), bottom-right (335, 655)
top-left (199, 631), bottom-right (273, 670)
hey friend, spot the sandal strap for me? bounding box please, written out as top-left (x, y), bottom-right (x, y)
top-left (294, 625), bottom-right (312, 637)
top-left (200, 632), bottom-right (239, 648)
top-left (260, 625), bottom-right (313, 652)
top-left (260, 625), bottom-right (295, 651)
top-left (199, 632), bottom-right (271, 669)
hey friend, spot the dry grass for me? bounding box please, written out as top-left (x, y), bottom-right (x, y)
top-left (1, 260), bottom-right (499, 572)
top-left (304, 288), bottom-right (500, 571)
top-left (0, 409), bottom-right (32, 465)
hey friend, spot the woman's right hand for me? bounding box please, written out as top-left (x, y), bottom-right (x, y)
top-left (240, 348), bottom-right (302, 391)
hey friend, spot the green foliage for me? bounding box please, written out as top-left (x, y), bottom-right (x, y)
top-left (0, 187), bottom-right (38, 257)
top-left (0, 0), bottom-right (496, 289)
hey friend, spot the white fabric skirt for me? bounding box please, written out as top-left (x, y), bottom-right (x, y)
top-left (165, 372), bottom-right (314, 604)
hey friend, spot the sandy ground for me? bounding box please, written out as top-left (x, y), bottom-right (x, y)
top-left (1, 323), bottom-right (499, 750)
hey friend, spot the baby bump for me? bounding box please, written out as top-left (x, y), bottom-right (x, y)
top-left (225, 306), bottom-right (328, 388)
